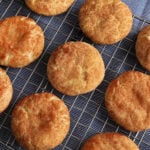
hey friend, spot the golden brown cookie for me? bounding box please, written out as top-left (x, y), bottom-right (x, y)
top-left (0, 16), bottom-right (44, 68)
top-left (11, 92), bottom-right (70, 150)
top-left (47, 41), bottom-right (105, 96)
top-left (0, 68), bottom-right (13, 113)
top-left (25, 0), bottom-right (74, 16)
top-left (136, 25), bottom-right (150, 71)
top-left (105, 71), bottom-right (150, 131)
top-left (79, 0), bottom-right (133, 44)
top-left (81, 132), bottom-right (139, 150)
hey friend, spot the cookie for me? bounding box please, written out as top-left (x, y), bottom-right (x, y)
top-left (0, 16), bottom-right (44, 68)
top-left (25, 0), bottom-right (74, 16)
top-left (0, 68), bottom-right (13, 113)
top-left (105, 71), bottom-right (150, 131)
top-left (47, 41), bottom-right (105, 96)
top-left (136, 25), bottom-right (150, 71)
top-left (79, 0), bottom-right (133, 44)
top-left (11, 92), bottom-right (70, 150)
top-left (81, 132), bottom-right (139, 150)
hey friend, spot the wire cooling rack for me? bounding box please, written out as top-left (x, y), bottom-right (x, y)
top-left (0, 0), bottom-right (150, 150)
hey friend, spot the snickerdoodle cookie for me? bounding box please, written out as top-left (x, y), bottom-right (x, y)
top-left (81, 132), bottom-right (139, 150)
top-left (11, 92), bottom-right (70, 150)
top-left (79, 0), bottom-right (133, 44)
top-left (0, 16), bottom-right (44, 68)
top-left (136, 25), bottom-right (150, 71)
top-left (25, 0), bottom-right (74, 16)
top-left (105, 71), bottom-right (150, 131)
top-left (47, 41), bottom-right (105, 96)
top-left (0, 68), bottom-right (13, 113)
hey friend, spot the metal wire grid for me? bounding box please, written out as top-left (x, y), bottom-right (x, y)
top-left (0, 0), bottom-right (150, 149)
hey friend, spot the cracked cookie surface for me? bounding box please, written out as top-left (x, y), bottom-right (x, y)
top-left (0, 16), bottom-right (44, 68)
top-left (0, 68), bottom-right (13, 113)
top-left (105, 71), bottom-right (150, 131)
top-left (11, 92), bottom-right (70, 150)
top-left (81, 132), bottom-right (139, 150)
top-left (79, 0), bottom-right (133, 44)
top-left (47, 41), bottom-right (105, 96)
top-left (25, 0), bottom-right (74, 16)
top-left (136, 25), bottom-right (150, 71)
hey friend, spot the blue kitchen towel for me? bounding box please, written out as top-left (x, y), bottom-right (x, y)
top-left (0, 0), bottom-right (150, 150)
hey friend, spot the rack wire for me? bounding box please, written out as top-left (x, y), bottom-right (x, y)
top-left (0, 0), bottom-right (150, 149)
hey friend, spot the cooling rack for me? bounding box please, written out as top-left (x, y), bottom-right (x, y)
top-left (0, 0), bottom-right (150, 149)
